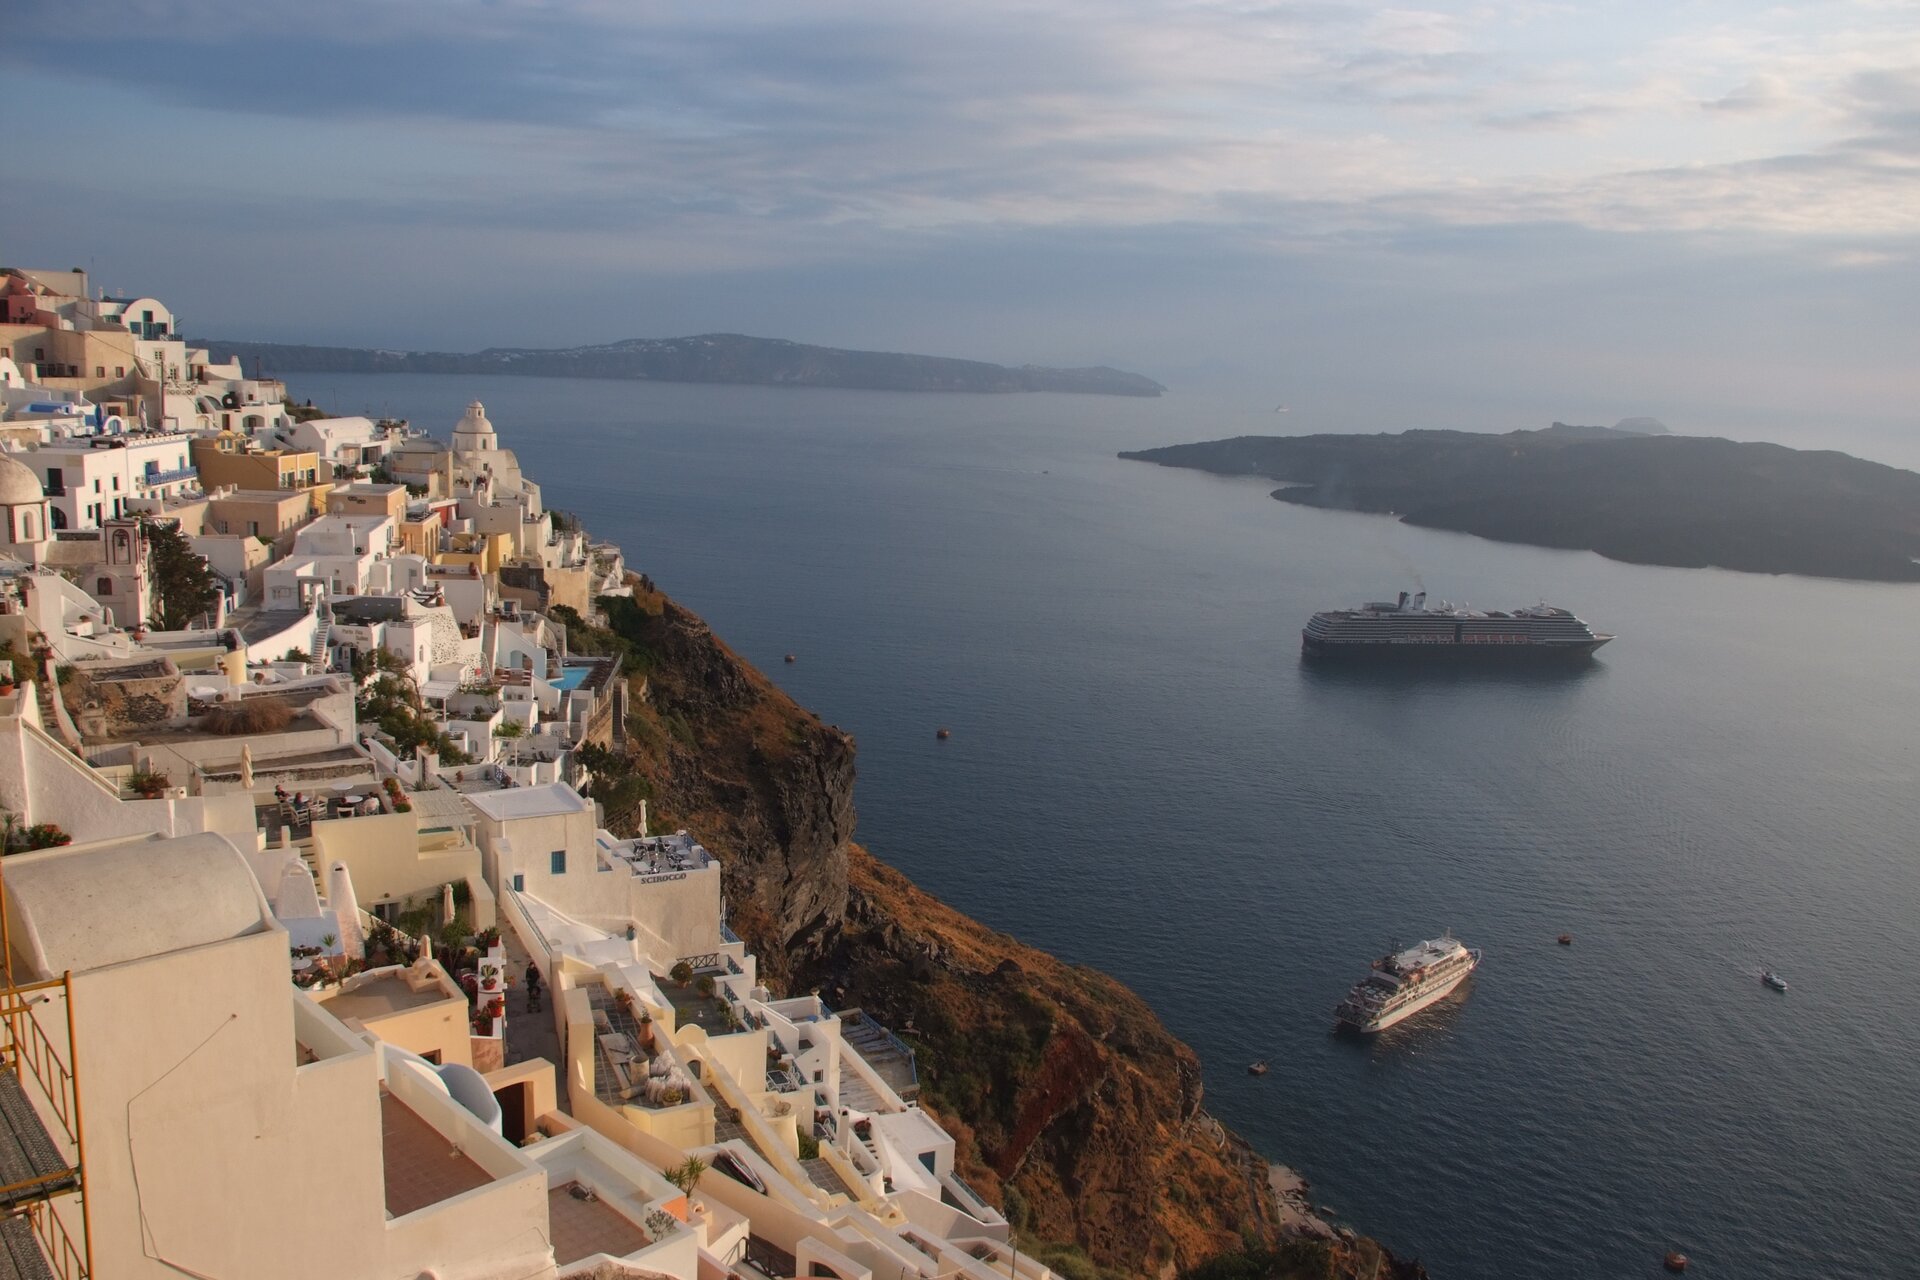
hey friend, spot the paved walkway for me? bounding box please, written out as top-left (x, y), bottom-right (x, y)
top-left (500, 917), bottom-right (569, 1114)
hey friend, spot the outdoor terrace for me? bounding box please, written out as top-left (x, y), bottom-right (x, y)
top-left (586, 988), bottom-right (697, 1111)
top-left (546, 1183), bottom-right (650, 1268)
top-left (255, 780), bottom-right (392, 841)
top-left (655, 975), bottom-right (736, 1037)
top-left (599, 832), bottom-right (714, 878)
top-left (318, 965), bottom-right (460, 1025)
top-left (380, 1090), bottom-right (493, 1217)
top-left (839, 1009), bottom-right (918, 1103)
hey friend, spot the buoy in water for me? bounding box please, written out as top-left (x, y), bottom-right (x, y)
top-left (1664, 1252), bottom-right (1689, 1273)
top-left (936, 728), bottom-right (951, 740)
top-left (1558, 933), bottom-right (1574, 946)
top-left (784, 654), bottom-right (796, 664)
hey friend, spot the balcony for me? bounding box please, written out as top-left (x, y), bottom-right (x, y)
top-left (140, 467), bottom-right (196, 487)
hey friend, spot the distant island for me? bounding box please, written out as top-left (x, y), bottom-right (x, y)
top-left (200, 332), bottom-right (1165, 397)
top-left (1121, 424), bottom-right (1920, 582)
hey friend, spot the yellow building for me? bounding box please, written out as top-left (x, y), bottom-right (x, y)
top-left (436, 529), bottom-right (513, 577)
top-left (191, 433), bottom-right (324, 492)
top-left (327, 481), bottom-right (408, 523)
top-left (206, 488), bottom-right (319, 553)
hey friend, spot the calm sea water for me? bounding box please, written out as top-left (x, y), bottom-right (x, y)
top-left (298, 373), bottom-right (1920, 1279)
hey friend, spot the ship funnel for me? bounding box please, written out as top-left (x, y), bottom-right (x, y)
top-left (1397, 591), bottom-right (1409, 609)
top-left (1412, 591), bottom-right (1426, 610)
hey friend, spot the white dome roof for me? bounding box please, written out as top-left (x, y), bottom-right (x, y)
top-left (452, 400), bottom-right (498, 454)
top-left (0, 451), bottom-right (45, 507)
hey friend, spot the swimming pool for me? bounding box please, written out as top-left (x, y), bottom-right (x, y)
top-left (550, 665), bottom-right (593, 691)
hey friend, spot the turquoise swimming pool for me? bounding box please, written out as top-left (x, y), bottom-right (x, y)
top-left (550, 665), bottom-right (592, 691)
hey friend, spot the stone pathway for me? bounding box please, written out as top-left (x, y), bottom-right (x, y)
top-left (501, 917), bottom-right (569, 1113)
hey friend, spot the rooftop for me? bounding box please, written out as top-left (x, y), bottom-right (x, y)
top-left (546, 1183), bottom-right (651, 1267)
top-left (318, 968), bottom-right (458, 1024)
top-left (379, 1090), bottom-right (493, 1218)
top-left (464, 781), bottom-right (590, 822)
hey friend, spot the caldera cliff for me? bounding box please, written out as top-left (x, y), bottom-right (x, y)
top-left (561, 585), bottom-right (1423, 1280)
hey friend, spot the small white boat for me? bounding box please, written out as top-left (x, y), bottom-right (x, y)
top-left (1762, 969), bottom-right (1789, 992)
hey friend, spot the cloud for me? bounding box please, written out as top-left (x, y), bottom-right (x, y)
top-left (1479, 104), bottom-right (1615, 132)
top-left (13, 1), bottom-right (1920, 260)
top-left (1702, 74), bottom-right (1792, 114)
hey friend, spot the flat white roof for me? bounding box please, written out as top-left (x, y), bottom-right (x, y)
top-left (464, 781), bottom-right (590, 822)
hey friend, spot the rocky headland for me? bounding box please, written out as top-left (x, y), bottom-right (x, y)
top-left (1120, 426), bottom-right (1920, 582)
top-left (202, 334), bottom-right (1166, 397)
top-left (559, 587), bottom-right (1424, 1280)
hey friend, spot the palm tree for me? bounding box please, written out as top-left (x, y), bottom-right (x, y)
top-left (666, 1155), bottom-right (706, 1195)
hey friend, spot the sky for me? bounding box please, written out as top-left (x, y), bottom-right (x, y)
top-left (6, 0), bottom-right (1919, 454)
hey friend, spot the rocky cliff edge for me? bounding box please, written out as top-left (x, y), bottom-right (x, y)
top-left (567, 582), bottom-right (1419, 1280)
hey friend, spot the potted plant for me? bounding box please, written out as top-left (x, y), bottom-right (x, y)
top-left (669, 960), bottom-right (694, 987)
top-left (128, 769), bottom-right (171, 799)
top-left (21, 823), bottom-right (69, 851)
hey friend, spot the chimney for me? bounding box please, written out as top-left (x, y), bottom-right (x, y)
top-left (1412, 592), bottom-right (1426, 610)
top-left (1397, 591), bottom-right (1408, 610)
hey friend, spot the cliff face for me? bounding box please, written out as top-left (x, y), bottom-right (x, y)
top-left (586, 583), bottom-right (1409, 1278)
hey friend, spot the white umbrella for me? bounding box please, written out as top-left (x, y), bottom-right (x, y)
top-left (441, 881), bottom-right (457, 927)
top-left (238, 743), bottom-right (255, 790)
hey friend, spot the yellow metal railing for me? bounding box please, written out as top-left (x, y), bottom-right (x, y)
top-left (27, 1198), bottom-right (86, 1280)
top-left (0, 977), bottom-right (82, 1149)
top-left (0, 862), bottom-right (92, 1279)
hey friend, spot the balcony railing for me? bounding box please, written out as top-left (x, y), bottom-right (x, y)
top-left (141, 467), bottom-right (196, 486)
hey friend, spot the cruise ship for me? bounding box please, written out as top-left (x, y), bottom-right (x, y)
top-left (1301, 591), bottom-right (1612, 659)
top-left (1335, 935), bottom-right (1482, 1032)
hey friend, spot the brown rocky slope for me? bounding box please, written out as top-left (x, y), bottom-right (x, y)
top-left (566, 583), bottom-right (1419, 1280)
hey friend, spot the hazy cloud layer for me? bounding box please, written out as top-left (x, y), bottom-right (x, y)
top-left (6, 1), bottom-right (1918, 450)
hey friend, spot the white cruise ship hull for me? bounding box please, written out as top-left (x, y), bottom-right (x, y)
top-left (1337, 946), bottom-right (1481, 1032)
top-left (1354, 966), bottom-right (1473, 1032)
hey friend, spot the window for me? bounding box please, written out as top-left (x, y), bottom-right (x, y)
top-left (111, 476), bottom-right (119, 490)
top-left (96, 578), bottom-right (111, 597)
top-left (248, 521), bottom-right (259, 536)
top-left (512, 873), bottom-right (525, 892)
top-left (17, 513), bottom-right (34, 541)
top-left (115, 366), bottom-right (124, 378)
top-left (550, 850), bottom-right (566, 875)
top-left (92, 479), bottom-right (100, 493)
top-left (94, 366), bottom-right (104, 378)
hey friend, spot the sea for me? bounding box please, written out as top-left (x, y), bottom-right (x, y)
top-left (292, 372), bottom-right (1920, 1280)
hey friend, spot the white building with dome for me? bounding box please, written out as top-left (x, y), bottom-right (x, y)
top-left (0, 447), bottom-right (51, 565)
top-left (448, 400), bottom-right (551, 560)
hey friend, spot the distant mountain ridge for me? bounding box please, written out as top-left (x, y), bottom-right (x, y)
top-left (200, 332), bottom-right (1165, 397)
top-left (1120, 424), bottom-right (1920, 582)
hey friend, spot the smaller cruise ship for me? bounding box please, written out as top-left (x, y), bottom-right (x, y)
top-left (1335, 934), bottom-right (1482, 1032)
